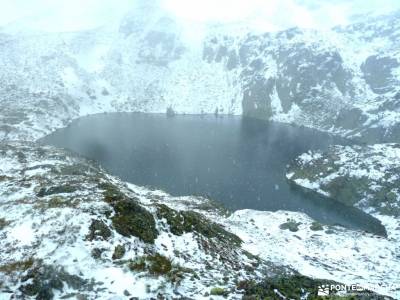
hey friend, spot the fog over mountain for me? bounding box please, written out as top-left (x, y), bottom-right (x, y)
top-left (2, 0), bottom-right (400, 31)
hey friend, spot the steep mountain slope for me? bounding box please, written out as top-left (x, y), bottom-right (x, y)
top-left (287, 144), bottom-right (400, 217)
top-left (205, 11), bottom-right (400, 141)
top-left (0, 3), bottom-right (399, 142)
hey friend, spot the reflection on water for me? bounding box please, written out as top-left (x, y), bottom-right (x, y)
top-left (41, 113), bottom-right (385, 235)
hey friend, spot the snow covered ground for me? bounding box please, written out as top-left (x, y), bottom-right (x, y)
top-left (0, 142), bottom-right (268, 299)
top-left (286, 143), bottom-right (400, 298)
top-left (0, 142), bottom-right (397, 298)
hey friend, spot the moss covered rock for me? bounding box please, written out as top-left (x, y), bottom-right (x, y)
top-left (128, 254), bottom-right (172, 276)
top-left (111, 199), bottom-right (158, 243)
top-left (280, 218), bottom-right (301, 232)
top-left (156, 204), bottom-right (241, 246)
top-left (310, 221), bottom-right (324, 231)
top-left (0, 258), bottom-right (35, 274)
top-left (112, 245), bottom-right (126, 260)
top-left (99, 182), bottom-right (126, 204)
top-left (210, 287), bottom-right (227, 296)
top-left (86, 219), bottom-right (112, 241)
top-left (99, 182), bottom-right (158, 243)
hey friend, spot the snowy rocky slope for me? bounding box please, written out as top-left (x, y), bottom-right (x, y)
top-left (0, 142), bottom-right (396, 299)
top-left (0, 142), bottom-right (277, 299)
top-left (287, 144), bottom-right (400, 297)
top-left (205, 12), bottom-right (400, 142)
top-left (0, 0), bottom-right (400, 142)
top-left (287, 144), bottom-right (400, 217)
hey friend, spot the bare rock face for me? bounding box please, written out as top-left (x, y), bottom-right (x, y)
top-left (361, 55), bottom-right (400, 94)
top-left (287, 144), bottom-right (400, 218)
top-left (203, 13), bottom-right (400, 141)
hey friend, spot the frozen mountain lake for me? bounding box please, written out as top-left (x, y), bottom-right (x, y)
top-left (41, 113), bottom-right (385, 234)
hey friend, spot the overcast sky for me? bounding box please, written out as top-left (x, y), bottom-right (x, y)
top-left (1, 0), bottom-right (400, 32)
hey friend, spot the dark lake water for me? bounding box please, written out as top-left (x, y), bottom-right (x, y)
top-left (41, 113), bottom-right (386, 235)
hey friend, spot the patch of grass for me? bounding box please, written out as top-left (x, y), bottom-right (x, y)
top-left (99, 182), bottom-right (158, 243)
top-left (210, 287), bottom-right (227, 296)
top-left (146, 254), bottom-right (172, 275)
top-left (128, 254), bottom-right (172, 276)
top-left (91, 248), bottom-right (104, 259)
top-left (321, 176), bottom-right (370, 207)
top-left (129, 255), bottom-right (194, 285)
top-left (112, 245), bottom-right (126, 260)
top-left (47, 196), bottom-right (71, 208)
top-left (372, 188), bottom-right (400, 217)
top-left (111, 200), bottom-right (158, 243)
top-left (288, 158), bottom-right (339, 183)
top-left (58, 164), bottom-right (92, 176)
top-left (99, 182), bottom-right (125, 204)
top-left (86, 219), bottom-right (112, 241)
top-left (191, 197), bottom-right (231, 216)
top-left (128, 257), bottom-right (147, 272)
top-left (0, 258), bottom-right (35, 274)
top-left (156, 204), bottom-right (241, 246)
top-left (385, 191), bottom-right (397, 203)
top-left (167, 266), bottom-right (198, 284)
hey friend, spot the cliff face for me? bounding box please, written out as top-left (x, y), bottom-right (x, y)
top-left (1, 5), bottom-right (399, 142)
top-left (204, 12), bottom-right (400, 141)
top-left (287, 144), bottom-right (400, 217)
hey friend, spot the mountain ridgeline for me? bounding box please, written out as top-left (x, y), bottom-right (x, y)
top-left (0, 1), bottom-right (399, 142)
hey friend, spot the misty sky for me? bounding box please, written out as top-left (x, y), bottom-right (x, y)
top-left (1, 0), bottom-right (400, 32)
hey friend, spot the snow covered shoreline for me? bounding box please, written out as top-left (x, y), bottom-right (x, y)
top-left (286, 143), bottom-right (400, 298)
